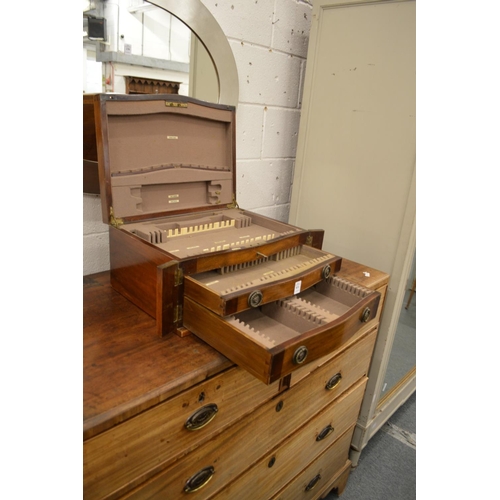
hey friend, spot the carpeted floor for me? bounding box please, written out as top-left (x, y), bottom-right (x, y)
top-left (325, 391), bottom-right (416, 500)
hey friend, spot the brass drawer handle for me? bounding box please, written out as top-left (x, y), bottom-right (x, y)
top-left (183, 466), bottom-right (215, 493)
top-left (360, 307), bottom-right (371, 322)
top-left (305, 473), bottom-right (321, 492)
top-left (184, 404), bottom-right (218, 431)
top-left (316, 424), bottom-right (334, 441)
top-left (248, 290), bottom-right (263, 308)
top-left (293, 346), bottom-right (308, 365)
top-left (322, 264), bottom-right (331, 279)
top-left (325, 373), bottom-right (342, 391)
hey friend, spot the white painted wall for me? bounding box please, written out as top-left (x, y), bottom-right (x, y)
top-left (83, 0), bottom-right (313, 276)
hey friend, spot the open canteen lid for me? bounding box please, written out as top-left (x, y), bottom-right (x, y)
top-left (90, 93), bottom-right (236, 225)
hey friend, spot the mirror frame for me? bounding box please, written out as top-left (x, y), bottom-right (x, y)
top-left (148, 0), bottom-right (239, 106)
top-left (370, 165), bottom-right (416, 430)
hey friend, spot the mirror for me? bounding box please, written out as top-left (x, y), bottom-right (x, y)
top-left (83, 0), bottom-right (239, 194)
top-left (83, 0), bottom-right (238, 105)
top-left (379, 249), bottom-right (416, 399)
top-left (83, 1), bottom-right (193, 94)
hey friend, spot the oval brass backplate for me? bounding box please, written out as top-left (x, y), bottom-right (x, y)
top-left (305, 473), bottom-right (321, 492)
top-left (325, 373), bottom-right (342, 391)
top-left (184, 403), bottom-right (218, 431)
top-left (316, 424), bottom-right (334, 441)
top-left (184, 466), bottom-right (215, 493)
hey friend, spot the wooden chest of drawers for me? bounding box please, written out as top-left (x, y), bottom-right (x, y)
top-left (83, 260), bottom-right (388, 499)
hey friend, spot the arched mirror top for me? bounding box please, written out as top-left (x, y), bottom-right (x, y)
top-left (146, 0), bottom-right (239, 106)
top-left (83, 0), bottom-right (238, 106)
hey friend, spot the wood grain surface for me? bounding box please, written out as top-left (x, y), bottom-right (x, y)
top-left (83, 272), bottom-right (232, 440)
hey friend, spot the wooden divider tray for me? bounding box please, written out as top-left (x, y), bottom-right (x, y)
top-left (123, 208), bottom-right (300, 260)
top-left (184, 276), bottom-right (381, 384)
top-left (184, 244), bottom-right (341, 316)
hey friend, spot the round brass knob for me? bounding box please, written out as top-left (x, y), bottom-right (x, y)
top-left (322, 264), bottom-right (331, 280)
top-left (248, 290), bottom-right (263, 308)
top-left (293, 346), bottom-right (309, 365)
top-left (361, 307), bottom-right (371, 323)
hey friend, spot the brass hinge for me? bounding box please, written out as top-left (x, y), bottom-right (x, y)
top-left (174, 268), bottom-right (183, 286)
top-left (174, 304), bottom-right (183, 323)
top-left (227, 195), bottom-right (239, 210)
top-left (165, 101), bottom-right (188, 108)
top-left (109, 207), bottom-right (124, 228)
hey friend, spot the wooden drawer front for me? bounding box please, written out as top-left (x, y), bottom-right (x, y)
top-left (212, 378), bottom-right (367, 500)
top-left (121, 378), bottom-right (367, 500)
top-left (374, 284), bottom-right (387, 323)
top-left (184, 277), bottom-right (380, 384)
top-left (271, 427), bottom-right (354, 500)
top-left (83, 367), bottom-right (280, 500)
top-left (290, 324), bottom-right (378, 387)
top-left (184, 246), bottom-right (341, 317)
top-left (290, 283), bottom-right (385, 386)
top-left (291, 326), bottom-right (377, 405)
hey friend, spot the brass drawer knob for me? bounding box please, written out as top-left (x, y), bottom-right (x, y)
top-left (293, 346), bottom-right (308, 365)
top-left (360, 307), bottom-right (371, 322)
top-left (305, 473), bottom-right (321, 492)
top-left (248, 290), bottom-right (263, 308)
top-left (325, 373), bottom-right (342, 391)
top-left (322, 264), bottom-right (331, 280)
top-left (316, 424), bottom-right (334, 441)
top-left (183, 466), bottom-right (215, 493)
top-left (184, 404), bottom-right (218, 431)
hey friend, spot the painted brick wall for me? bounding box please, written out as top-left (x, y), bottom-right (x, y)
top-left (83, 0), bottom-right (313, 275)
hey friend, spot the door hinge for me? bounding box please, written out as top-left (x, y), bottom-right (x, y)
top-left (227, 195), bottom-right (239, 210)
top-left (174, 268), bottom-right (183, 286)
top-left (109, 207), bottom-right (124, 228)
top-left (165, 101), bottom-right (188, 108)
top-left (174, 304), bottom-right (183, 323)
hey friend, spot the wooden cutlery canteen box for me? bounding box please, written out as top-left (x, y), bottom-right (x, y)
top-left (84, 93), bottom-right (380, 384)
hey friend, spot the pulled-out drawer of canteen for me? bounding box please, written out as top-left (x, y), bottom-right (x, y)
top-left (184, 269), bottom-right (380, 384)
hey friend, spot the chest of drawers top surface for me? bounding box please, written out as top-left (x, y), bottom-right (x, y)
top-left (83, 272), bottom-right (233, 440)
